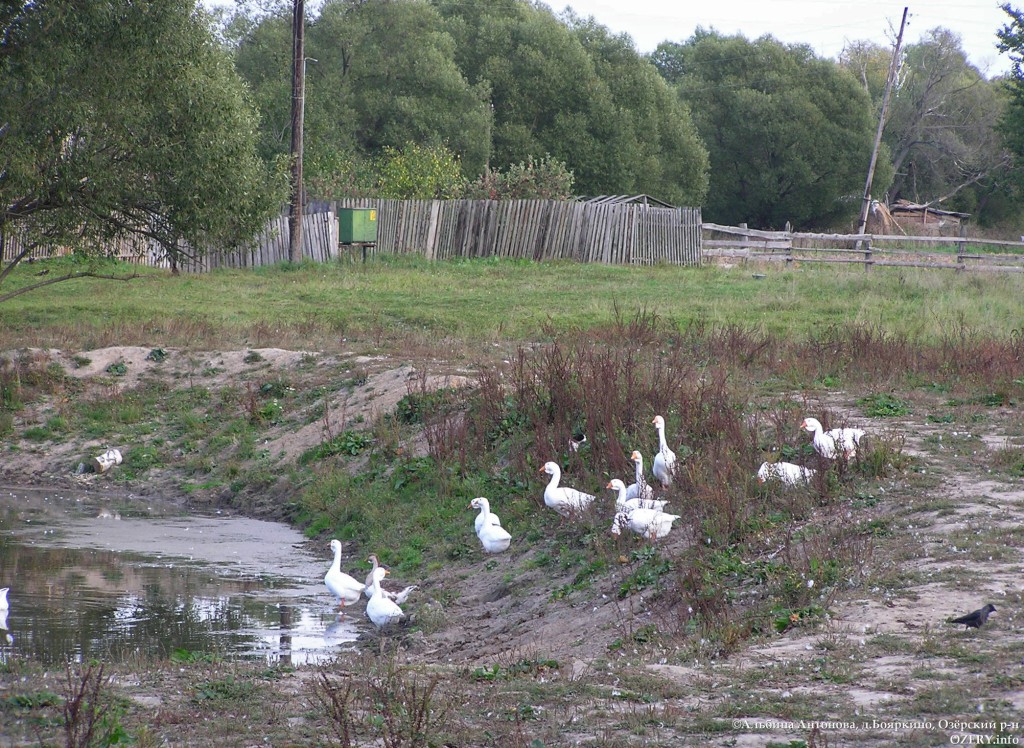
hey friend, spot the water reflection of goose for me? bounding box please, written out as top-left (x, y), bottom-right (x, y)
top-left (0, 588), bottom-right (13, 644)
top-left (323, 619), bottom-right (359, 640)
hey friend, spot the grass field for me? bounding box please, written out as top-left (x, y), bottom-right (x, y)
top-left (3, 254), bottom-right (1024, 351)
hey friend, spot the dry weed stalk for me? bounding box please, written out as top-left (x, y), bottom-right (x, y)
top-left (313, 661), bottom-right (457, 748)
top-left (62, 662), bottom-right (112, 748)
top-left (310, 669), bottom-right (358, 748)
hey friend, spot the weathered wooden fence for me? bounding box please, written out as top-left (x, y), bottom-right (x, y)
top-left (169, 212), bottom-right (339, 271)
top-left (1, 211), bottom-right (339, 270)
top-left (336, 198), bottom-right (702, 266)
top-left (2, 199), bottom-right (702, 270)
top-left (703, 223), bottom-right (1024, 273)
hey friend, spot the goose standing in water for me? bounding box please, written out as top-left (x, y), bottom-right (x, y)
top-left (324, 540), bottom-right (365, 613)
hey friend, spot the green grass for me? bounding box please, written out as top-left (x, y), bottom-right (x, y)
top-left (3, 255), bottom-right (1024, 351)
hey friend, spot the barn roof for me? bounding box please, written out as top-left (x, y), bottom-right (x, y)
top-left (889, 199), bottom-right (970, 219)
top-left (576, 194), bottom-right (677, 208)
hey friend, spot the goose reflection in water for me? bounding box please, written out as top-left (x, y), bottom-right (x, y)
top-left (0, 587), bottom-right (12, 645)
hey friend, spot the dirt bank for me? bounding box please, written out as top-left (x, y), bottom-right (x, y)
top-left (2, 345), bottom-right (1023, 746)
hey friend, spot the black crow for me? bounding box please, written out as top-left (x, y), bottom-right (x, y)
top-left (948, 603), bottom-right (996, 629)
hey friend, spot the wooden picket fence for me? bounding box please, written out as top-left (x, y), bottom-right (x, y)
top-left (0, 211), bottom-right (339, 270)
top-left (2, 199), bottom-right (703, 270)
top-left (168, 212), bottom-right (339, 271)
top-left (334, 198), bottom-right (702, 266)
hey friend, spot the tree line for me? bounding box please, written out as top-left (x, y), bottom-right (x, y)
top-left (2, 0), bottom-right (1024, 293)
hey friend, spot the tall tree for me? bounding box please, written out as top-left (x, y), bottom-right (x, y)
top-left (434, 0), bottom-right (708, 204)
top-left (883, 29), bottom-right (1009, 210)
top-left (660, 32), bottom-right (884, 229)
top-left (0, 0), bottom-right (281, 298)
top-left (233, 0), bottom-right (493, 195)
top-left (567, 14), bottom-right (708, 205)
top-left (997, 5), bottom-right (1024, 163)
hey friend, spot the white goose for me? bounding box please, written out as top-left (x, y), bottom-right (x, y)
top-left (606, 479), bottom-right (669, 512)
top-left (757, 461), bottom-right (816, 486)
top-left (611, 507), bottom-right (681, 540)
top-left (652, 415), bottom-right (678, 487)
top-left (801, 417), bottom-right (865, 459)
top-left (363, 554), bottom-right (417, 603)
top-left (541, 461), bottom-right (596, 518)
top-left (324, 539), bottom-right (366, 612)
top-left (366, 566), bottom-right (406, 628)
top-left (470, 497), bottom-right (512, 553)
top-left (626, 450), bottom-right (656, 501)
top-left (471, 499), bottom-right (502, 534)
top-left (0, 587), bottom-right (7, 611)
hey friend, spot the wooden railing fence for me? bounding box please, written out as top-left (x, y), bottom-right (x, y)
top-left (703, 223), bottom-right (1024, 273)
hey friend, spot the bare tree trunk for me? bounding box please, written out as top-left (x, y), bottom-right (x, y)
top-left (288, 0), bottom-right (305, 264)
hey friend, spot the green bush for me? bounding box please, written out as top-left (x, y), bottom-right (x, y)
top-left (462, 155), bottom-right (574, 200)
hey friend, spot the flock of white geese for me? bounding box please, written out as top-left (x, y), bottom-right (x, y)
top-left (325, 413), bottom-right (866, 629)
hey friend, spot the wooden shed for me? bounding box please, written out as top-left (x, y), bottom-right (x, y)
top-left (888, 199), bottom-right (969, 236)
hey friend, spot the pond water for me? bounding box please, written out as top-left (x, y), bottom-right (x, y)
top-left (0, 486), bottom-right (363, 666)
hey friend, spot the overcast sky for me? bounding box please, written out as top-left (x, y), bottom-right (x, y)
top-left (557, 0), bottom-right (1015, 77)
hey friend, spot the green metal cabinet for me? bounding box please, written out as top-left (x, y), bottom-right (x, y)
top-left (339, 208), bottom-right (378, 244)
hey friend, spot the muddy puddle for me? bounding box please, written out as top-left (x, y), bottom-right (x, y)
top-left (0, 486), bottom-right (365, 666)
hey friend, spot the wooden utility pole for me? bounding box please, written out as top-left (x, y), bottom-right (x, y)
top-left (288, 0), bottom-right (305, 263)
top-left (856, 7), bottom-right (908, 238)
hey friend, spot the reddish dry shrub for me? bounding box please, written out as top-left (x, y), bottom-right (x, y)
top-left (438, 315), bottom-right (1022, 648)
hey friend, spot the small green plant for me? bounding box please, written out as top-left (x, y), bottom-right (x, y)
top-left (394, 387), bottom-right (459, 425)
top-left (991, 445), bottom-right (1024, 477)
top-left (23, 424), bottom-right (55, 441)
top-left (619, 547), bottom-right (674, 598)
top-left (858, 393), bottom-right (910, 417)
top-left (471, 658), bottom-right (559, 681)
top-left (299, 430), bottom-right (373, 464)
top-left (243, 350), bottom-right (264, 364)
top-left (6, 690), bottom-right (62, 708)
top-left (105, 361), bottom-right (128, 377)
top-left (145, 348), bottom-right (168, 363)
top-left (193, 677), bottom-right (255, 703)
top-left (169, 648), bottom-right (220, 664)
top-left (259, 379), bottom-right (292, 398)
top-left (71, 355), bottom-right (92, 368)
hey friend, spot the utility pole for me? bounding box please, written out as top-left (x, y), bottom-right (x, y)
top-left (288, 0), bottom-right (305, 263)
top-left (856, 7), bottom-right (908, 238)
